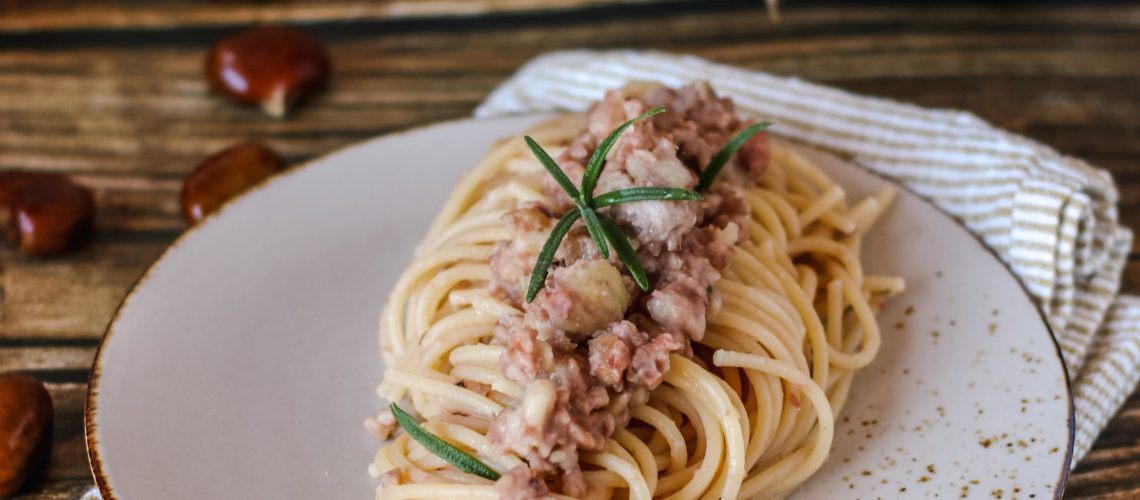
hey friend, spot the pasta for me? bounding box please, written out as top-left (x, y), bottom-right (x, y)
top-left (370, 84), bottom-right (901, 499)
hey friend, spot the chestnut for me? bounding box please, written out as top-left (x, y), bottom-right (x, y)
top-left (205, 25), bottom-right (332, 118)
top-left (0, 373), bottom-right (52, 496)
top-left (181, 142), bottom-right (287, 224)
top-left (0, 171), bottom-right (95, 256)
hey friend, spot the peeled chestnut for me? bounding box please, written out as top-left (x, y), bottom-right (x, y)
top-left (181, 142), bottom-right (287, 224)
top-left (0, 171), bottom-right (95, 256)
top-left (205, 25), bottom-right (332, 118)
top-left (0, 373), bottom-right (53, 496)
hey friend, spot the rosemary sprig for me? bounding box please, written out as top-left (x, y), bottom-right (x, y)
top-left (581, 107), bottom-right (665, 204)
top-left (523, 108), bottom-right (774, 302)
top-left (596, 212), bottom-right (648, 291)
top-left (522, 108), bottom-right (676, 302)
top-left (579, 207), bottom-right (609, 259)
top-left (695, 120), bottom-right (773, 192)
top-left (389, 403), bottom-right (501, 481)
top-left (525, 210), bottom-right (582, 303)
top-left (593, 187), bottom-right (704, 208)
top-left (525, 136), bottom-right (580, 200)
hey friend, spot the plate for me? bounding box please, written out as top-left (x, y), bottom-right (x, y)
top-left (85, 115), bottom-right (1073, 499)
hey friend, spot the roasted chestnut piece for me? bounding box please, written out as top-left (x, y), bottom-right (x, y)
top-left (0, 172), bottom-right (95, 256)
top-left (0, 373), bottom-right (53, 496)
top-left (205, 25), bottom-right (332, 118)
top-left (181, 142), bottom-right (287, 224)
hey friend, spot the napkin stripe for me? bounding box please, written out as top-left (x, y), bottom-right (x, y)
top-left (476, 50), bottom-right (1139, 465)
top-left (1072, 297), bottom-right (1140, 461)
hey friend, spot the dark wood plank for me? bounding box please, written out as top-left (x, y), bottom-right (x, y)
top-left (0, 0), bottom-right (684, 32)
top-left (1066, 260), bottom-right (1140, 498)
top-left (1123, 259), bottom-right (1140, 295)
top-left (0, 1), bottom-right (1137, 498)
top-left (3, 1), bottom-right (1140, 32)
top-left (1068, 387), bottom-right (1140, 499)
top-left (0, 235), bottom-right (169, 340)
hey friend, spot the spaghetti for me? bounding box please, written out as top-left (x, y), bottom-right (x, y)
top-left (371, 84), bottom-right (902, 499)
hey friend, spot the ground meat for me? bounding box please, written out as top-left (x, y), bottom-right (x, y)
top-left (495, 316), bottom-right (554, 382)
top-left (593, 165), bottom-right (634, 198)
top-left (487, 354), bottom-right (612, 475)
top-left (490, 203), bottom-right (556, 303)
top-left (588, 321), bottom-right (649, 388)
top-left (603, 319), bottom-right (652, 347)
top-left (590, 321), bottom-right (682, 390)
top-left (609, 143), bottom-right (700, 253)
top-left (639, 217), bottom-right (741, 340)
top-left (646, 276), bottom-right (709, 341)
top-left (587, 334), bottom-right (630, 387)
top-left (628, 313), bottom-right (694, 359)
top-left (540, 92), bottom-right (630, 212)
top-left (603, 385), bottom-right (651, 426)
top-left (642, 80), bottom-right (770, 184)
top-left (542, 159), bottom-right (584, 213)
top-left (625, 146), bottom-right (695, 188)
top-left (627, 333), bottom-right (685, 388)
top-left (495, 465), bottom-right (554, 500)
top-left (482, 82), bottom-right (767, 496)
top-left (738, 131), bottom-right (771, 181)
top-left (612, 201), bottom-right (699, 255)
top-left (702, 185), bottom-right (750, 233)
top-left (684, 222), bottom-right (741, 272)
top-left (548, 354), bottom-right (612, 421)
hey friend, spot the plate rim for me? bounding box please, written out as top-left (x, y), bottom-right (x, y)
top-left (83, 114), bottom-right (1075, 499)
top-left (82, 117), bottom-right (464, 500)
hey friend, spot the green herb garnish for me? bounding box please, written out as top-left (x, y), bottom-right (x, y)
top-left (596, 212), bottom-right (648, 291)
top-left (524, 108), bottom-right (774, 302)
top-left (695, 120), bottom-right (773, 192)
top-left (525, 210), bottom-right (581, 303)
top-left (389, 403), bottom-right (501, 481)
top-left (593, 186), bottom-right (703, 207)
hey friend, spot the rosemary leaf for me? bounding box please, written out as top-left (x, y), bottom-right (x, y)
top-left (579, 207), bottom-right (610, 259)
top-left (581, 106), bottom-right (665, 202)
top-left (524, 136), bottom-right (581, 201)
top-left (597, 213), bottom-right (649, 291)
top-left (593, 187), bottom-right (703, 208)
top-left (695, 121), bottom-right (773, 192)
top-left (389, 403), bottom-right (501, 481)
top-left (525, 210), bottom-right (582, 303)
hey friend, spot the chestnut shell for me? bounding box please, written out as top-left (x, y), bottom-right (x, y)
top-left (181, 142), bottom-right (287, 224)
top-left (0, 171), bottom-right (95, 256)
top-left (0, 373), bottom-right (53, 496)
top-left (205, 25), bottom-right (332, 117)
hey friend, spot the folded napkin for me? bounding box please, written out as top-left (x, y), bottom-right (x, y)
top-left (475, 50), bottom-right (1140, 464)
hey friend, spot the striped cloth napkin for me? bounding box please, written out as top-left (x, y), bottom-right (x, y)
top-left (474, 50), bottom-right (1140, 464)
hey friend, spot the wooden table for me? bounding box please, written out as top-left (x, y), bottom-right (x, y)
top-left (0, 0), bottom-right (1137, 497)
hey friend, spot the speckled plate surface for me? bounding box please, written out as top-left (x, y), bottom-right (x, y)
top-left (85, 115), bottom-right (1072, 499)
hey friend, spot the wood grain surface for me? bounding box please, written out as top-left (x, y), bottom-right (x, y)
top-left (0, 0), bottom-right (1137, 497)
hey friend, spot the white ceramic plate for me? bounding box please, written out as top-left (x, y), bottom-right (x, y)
top-left (85, 115), bottom-right (1073, 499)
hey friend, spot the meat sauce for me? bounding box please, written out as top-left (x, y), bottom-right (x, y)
top-left (487, 83), bottom-right (769, 498)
